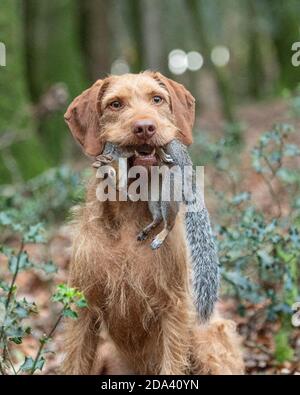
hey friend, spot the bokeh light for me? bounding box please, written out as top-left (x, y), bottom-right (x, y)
top-left (187, 51), bottom-right (203, 71)
top-left (110, 59), bottom-right (130, 75)
top-left (210, 46), bottom-right (230, 67)
top-left (168, 49), bottom-right (188, 75)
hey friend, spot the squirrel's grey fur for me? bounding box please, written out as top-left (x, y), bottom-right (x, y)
top-left (165, 139), bottom-right (220, 321)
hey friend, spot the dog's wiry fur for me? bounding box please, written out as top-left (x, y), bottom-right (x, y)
top-left (63, 72), bottom-right (244, 374)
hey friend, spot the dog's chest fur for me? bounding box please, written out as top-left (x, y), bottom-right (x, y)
top-left (72, 182), bottom-right (190, 324)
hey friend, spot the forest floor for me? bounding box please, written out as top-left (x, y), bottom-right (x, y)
top-left (1, 98), bottom-right (300, 375)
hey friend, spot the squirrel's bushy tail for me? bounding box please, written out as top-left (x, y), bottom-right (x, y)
top-left (166, 139), bottom-right (220, 321)
top-left (185, 208), bottom-right (220, 321)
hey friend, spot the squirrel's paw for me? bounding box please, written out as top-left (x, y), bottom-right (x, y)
top-left (157, 148), bottom-right (174, 164)
top-left (92, 154), bottom-right (113, 168)
top-left (137, 230), bottom-right (149, 241)
top-left (150, 237), bottom-right (163, 250)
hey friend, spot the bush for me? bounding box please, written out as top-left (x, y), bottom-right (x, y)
top-left (192, 123), bottom-right (300, 363)
top-left (0, 168), bottom-right (86, 375)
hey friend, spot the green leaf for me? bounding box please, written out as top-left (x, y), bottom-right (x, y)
top-left (63, 308), bottom-right (78, 319)
top-left (284, 144), bottom-right (300, 157)
top-left (76, 298), bottom-right (88, 308)
top-left (20, 355), bottom-right (45, 373)
top-left (41, 261), bottom-right (57, 274)
top-left (0, 212), bottom-right (12, 226)
top-left (8, 251), bottom-right (32, 273)
top-left (0, 280), bottom-right (10, 292)
top-left (231, 192), bottom-right (251, 205)
top-left (34, 356), bottom-right (45, 371)
top-left (10, 337), bottom-right (23, 344)
top-left (257, 250), bottom-right (274, 269)
top-left (277, 168), bottom-right (299, 184)
top-left (14, 305), bottom-right (29, 319)
top-left (0, 303), bottom-right (5, 326)
top-left (24, 223), bottom-right (45, 243)
top-left (20, 357), bottom-right (35, 372)
top-left (275, 328), bottom-right (294, 363)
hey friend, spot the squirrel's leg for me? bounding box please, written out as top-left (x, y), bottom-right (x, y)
top-left (156, 147), bottom-right (174, 164)
top-left (137, 201), bottom-right (162, 241)
top-left (92, 142), bottom-right (115, 168)
top-left (150, 201), bottom-right (179, 250)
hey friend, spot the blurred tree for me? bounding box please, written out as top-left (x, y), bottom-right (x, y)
top-left (0, 0), bottom-right (49, 183)
top-left (265, 0), bottom-right (300, 91)
top-left (124, 0), bottom-right (145, 72)
top-left (22, 0), bottom-right (87, 163)
top-left (186, 0), bottom-right (236, 123)
top-left (78, 0), bottom-right (112, 81)
top-left (140, 0), bottom-right (165, 71)
top-left (1, 0), bottom-right (300, 185)
top-left (246, 0), bottom-right (266, 98)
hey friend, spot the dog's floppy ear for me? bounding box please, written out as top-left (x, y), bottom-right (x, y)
top-left (152, 72), bottom-right (195, 145)
top-left (64, 79), bottom-right (108, 157)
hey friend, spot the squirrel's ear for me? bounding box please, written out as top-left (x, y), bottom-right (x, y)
top-left (151, 72), bottom-right (195, 146)
top-left (64, 79), bottom-right (110, 157)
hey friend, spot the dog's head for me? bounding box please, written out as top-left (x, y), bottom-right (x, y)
top-left (64, 72), bottom-right (195, 165)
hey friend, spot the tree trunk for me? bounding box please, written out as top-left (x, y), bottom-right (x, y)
top-left (140, 0), bottom-right (165, 71)
top-left (78, 0), bottom-right (112, 81)
top-left (186, 0), bottom-right (236, 124)
top-left (22, 0), bottom-right (87, 163)
top-left (265, 0), bottom-right (300, 90)
top-left (125, 0), bottom-right (144, 72)
top-left (0, 0), bottom-right (49, 183)
top-left (247, 0), bottom-right (266, 98)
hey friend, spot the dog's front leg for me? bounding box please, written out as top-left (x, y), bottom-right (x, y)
top-left (61, 307), bottom-right (100, 375)
top-left (159, 299), bottom-right (193, 375)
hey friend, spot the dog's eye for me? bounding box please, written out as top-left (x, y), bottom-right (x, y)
top-left (109, 100), bottom-right (123, 110)
top-left (152, 95), bottom-right (163, 105)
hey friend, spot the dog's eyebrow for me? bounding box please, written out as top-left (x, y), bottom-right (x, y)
top-left (152, 81), bottom-right (170, 99)
top-left (147, 89), bottom-right (168, 99)
top-left (102, 94), bottom-right (126, 106)
top-left (157, 81), bottom-right (167, 89)
top-left (151, 75), bottom-right (168, 91)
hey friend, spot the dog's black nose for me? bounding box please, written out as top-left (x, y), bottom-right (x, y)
top-left (133, 119), bottom-right (156, 139)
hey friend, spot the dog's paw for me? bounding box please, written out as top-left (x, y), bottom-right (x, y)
top-left (150, 237), bottom-right (163, 250)
top-left (137, 230), bottom-right (148, 241)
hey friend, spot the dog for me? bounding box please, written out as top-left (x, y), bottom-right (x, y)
top-left (62, 71), bottom-right (244, 375)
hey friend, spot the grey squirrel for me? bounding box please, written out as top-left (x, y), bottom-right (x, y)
top-left (93, 139), bottom-right (219, 321)
top-left (93, 141), bottom-right (180, 250)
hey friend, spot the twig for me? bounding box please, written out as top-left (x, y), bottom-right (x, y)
top-left (0, 239), bottom-right (25, 373)
top-left (244, 340), bottom-right (273, 356)
top-left (5, 239), bottom-right (25, 309)
top-left (1, 149), bottom-right (23, 184)
top-left (261, 172), bottom-right (282, 218)
top-left (30, 310), bottom-right (64, 375)
top-left (0, 360), bottom-right (6, 375)
top-left (6, 348), bottom-right (17, 375)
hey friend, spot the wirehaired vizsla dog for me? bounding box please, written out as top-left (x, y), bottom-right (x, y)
top-left (63, 71), bottom-right (244, 375)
